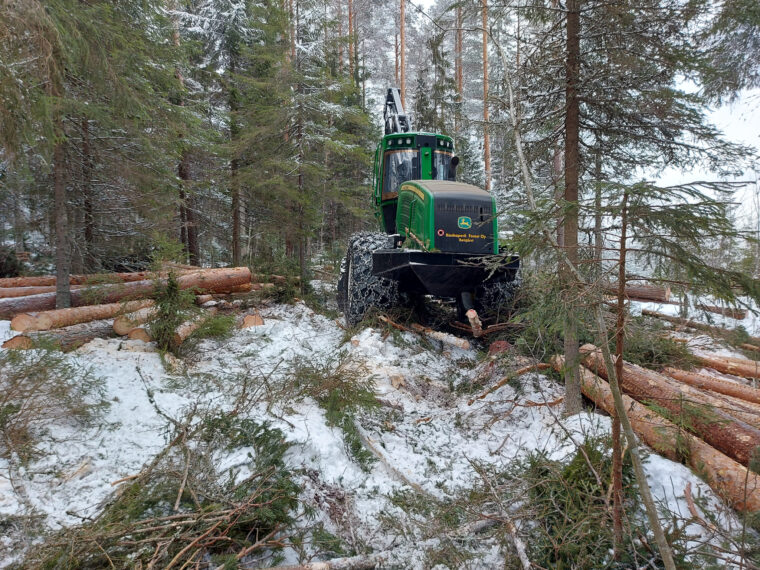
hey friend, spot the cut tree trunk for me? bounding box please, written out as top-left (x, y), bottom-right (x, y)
top-left (604, 284), bottom-right (672, 303)
top-left (113, 307), bottom-right (158, 336)
top-left (172, 308), bottom-right (217, 346)
top-left (663, 367), bottom-right (760, 405)
top-left (697, 304), bottom-right (747, 320)
top-left (127, 327), bottom-right (152, 342)
top-left (11, 300), bottom-right (154, 332)
top-left (2, 320), bottom-right (116, 352)
top-left (0, 267), bottom-right (251, 319)
top-left (642, 309), bottom-right (760, 346)
top-left (0, 271), bottom-right (181, 288)
top-left (581, 344), bottom-right (760, 466)
top-left (694, 354), bottom-right (760, 380)
top-left (551, 355), bottom-right (760, 512)
top-left (0, 286), bottom-right (83, 299)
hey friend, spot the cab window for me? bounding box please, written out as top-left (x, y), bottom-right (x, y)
top-left (383, 150), bottom-right (418, 197)
top-left (432, 150), bottom-right (455, 181)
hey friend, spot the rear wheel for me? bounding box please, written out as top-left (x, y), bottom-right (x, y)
top-left (338, 232), bottom-right (401, 326)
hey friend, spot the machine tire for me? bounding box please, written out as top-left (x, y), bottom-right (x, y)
top-left (340, 232), bottom-right (401, 326)
top-left (475, 274), bottom-right (519, 320)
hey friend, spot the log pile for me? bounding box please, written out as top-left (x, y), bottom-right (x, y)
top-left (553, 354), bottom-right (760, 512)
top-left (580, 344), bottom-right (760, 467)
top-left (0, 267), bottom-right (279, 350)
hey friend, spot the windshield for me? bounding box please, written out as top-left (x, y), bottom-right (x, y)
top-left (432, 150), bottom-right (455, 181)
top-left (383, 150), bottom-right (418, 197)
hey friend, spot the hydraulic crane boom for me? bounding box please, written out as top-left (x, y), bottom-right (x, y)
top-left (383, 87), bottom-right (411, 135)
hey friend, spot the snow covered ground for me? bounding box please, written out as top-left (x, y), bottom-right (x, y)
top-left (0, 289), bottom-right (754, 567)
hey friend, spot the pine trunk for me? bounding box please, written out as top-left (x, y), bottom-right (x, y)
top-left (12, 300), bottom-right (154, 332)
top-left (481, 0), bottom-right (490, 192)
top-left (562, 0), bottom-right (582, 416)
top-left (3, 320), bottom-right (116, 352)
top-left (400, 0), bottom-right (406, 107)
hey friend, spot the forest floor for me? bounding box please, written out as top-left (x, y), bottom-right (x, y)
top-left (0, 276), bottom-right (757, 568)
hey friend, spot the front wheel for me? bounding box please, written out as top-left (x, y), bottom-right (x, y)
top-left (338, 232), bottom-right (401, 327)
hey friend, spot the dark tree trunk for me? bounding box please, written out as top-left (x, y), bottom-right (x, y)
top-left (54, 136), bottom-right (70, 309)
top-left (612, 190), bottom-right (629, 555)
top-left (562, 0), bottom-right (582, 415)
top-left (229, 58), bottom-right (241, 266)
top-left (82, 116), bottom-right (96, 272)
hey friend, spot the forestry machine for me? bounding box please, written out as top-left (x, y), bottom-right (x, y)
top-left (337, 87), bottom-right (519, 334)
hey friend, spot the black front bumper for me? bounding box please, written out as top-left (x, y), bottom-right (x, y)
top-left (372, 249), bottom-right (519, 297)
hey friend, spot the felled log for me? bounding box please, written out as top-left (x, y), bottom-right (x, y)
top-left (0, 267), bottom-right (251, 319)
top-left (241, 313), bottom-right (265, 328)
top-left (172, 308), bottom-right (217, 346)
top-left (127, 327), bottom-right (152, 342)
top-left (642, 309), bottom-right (760, 346)
top-left (2, 320), bottom-right (116, 351)
top-left (552, 355), bottom-right (760, 512)
top-left (113, 307), bottom-right (158, 336)
top-left (655, 371), bottom-right (760, 431)
top-left (581, 344), bottom-right (760, 466)
top-left (11, 300), bottom-right (154, 332)
top-left (697, 304), bottom-right (748, 320)
top-left (694, 354), bottom-right (760, 380)
top-left (605, 283), bottom-right (672, 303)
top-left (663, 367), bottom-right (760, 405)
top-left (0, 271), bottom-right (158, 288)
top-left (742, 344), bottom-right (760, 353)
top-left (0, 285), bottom-right (82, 299)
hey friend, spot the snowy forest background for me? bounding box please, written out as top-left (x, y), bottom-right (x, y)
top-left (1, 0), bottom-right (758, 282)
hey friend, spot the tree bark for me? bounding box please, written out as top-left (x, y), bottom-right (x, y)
top-left (11, 299), bottom-right (153, 332)
top-left (0, 267), bottom-right (250, 319)
top-left (581, 345), bottom-right (760, 467)
top-left (552, 356), bottom-right (760, 512)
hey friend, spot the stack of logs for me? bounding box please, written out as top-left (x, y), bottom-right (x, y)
top-left (553, 345), bottom-right (760, 512)
top-left (1, 267), bottom-right (279, 350)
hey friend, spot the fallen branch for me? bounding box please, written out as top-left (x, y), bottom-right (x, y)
top-left (468, 363), bottom-right (552, 405)
top-left (379, 315), bottom-right (471, 350)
